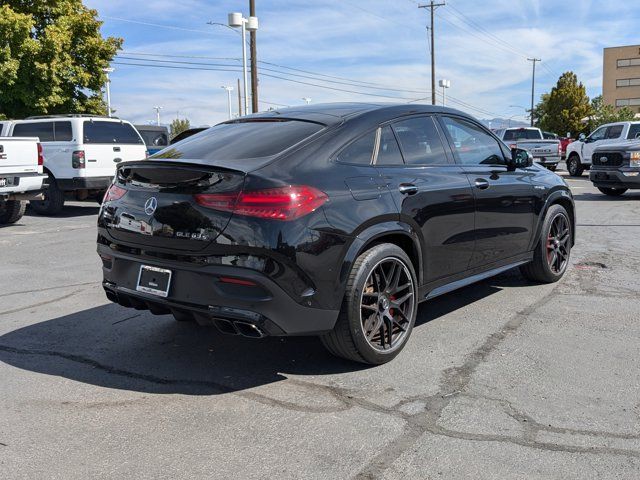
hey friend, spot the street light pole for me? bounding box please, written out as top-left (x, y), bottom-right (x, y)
top-left (103, 67), bottom-right (114, 117)
top-left (221, 86), bottom-right (234, 119)
top-left (527, 58), bottom-right (541, 127)
top-left (438, 78), bottom-right (450, 106)
top-left (153, 106), bottom-right (163, 126)
top-left (228, 13), bottom-right (259, 117)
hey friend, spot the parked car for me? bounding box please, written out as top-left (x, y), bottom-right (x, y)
top-left (0, 136), bottom-right (47, 224)
top-left (565, 121), bottom-right (640, 177)
top-left (170, 127), bottom-right (207, 144)
top-left (589, 142), bottom-right (640, 196)
top-left (542, 131), bottom-right (573, 160)
top-left (494, 127), bottom-right (561, 171)
top-left (6, 115), bottom-right (147, 214)
top-left (134, 124), bottom-right (169, 155)
top-left (97, 103), bottom-right (575, 365)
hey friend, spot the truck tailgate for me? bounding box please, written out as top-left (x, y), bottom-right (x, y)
top-left (0, 137), bottom-right (40, 175)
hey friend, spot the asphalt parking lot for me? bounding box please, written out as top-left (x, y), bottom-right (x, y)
top-left (1, 171), bottom-right (639, 479)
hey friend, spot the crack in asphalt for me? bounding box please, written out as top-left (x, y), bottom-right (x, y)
top-left (0, 281), bottom-right (98, 299)
top-left (0, 290), bottom-right (83, 316)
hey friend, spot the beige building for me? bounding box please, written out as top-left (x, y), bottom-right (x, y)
top-left (603, 44), bottom-right (640, 113)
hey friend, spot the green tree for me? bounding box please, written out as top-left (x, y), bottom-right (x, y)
top-left (535, 72), bottom-right (592, 137)
top-left (0, 1), bottom-right (122, 118)
top-left (170, 118), bottom-right (191, 138)
top-left (587, 95), bottom-right (636, 131)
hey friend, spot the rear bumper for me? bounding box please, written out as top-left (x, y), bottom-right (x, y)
top-left (98, 243), bottom-right (339, 336)
top-left (532, 155), bottom-right (560, 166)
top-left (57, 176), bottom-right (113, 191)
top-left (0, 173), bottom-right (47, 200)
top-left (590, 169), bottom-right (640, 189)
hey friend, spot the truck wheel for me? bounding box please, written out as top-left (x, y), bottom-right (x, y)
top-left (520, 204), bottom-right (572, 283)
top-left (567, 155), bottom-right (584, 177)
top-left (597, 187), bottom-right (627, 196)
top-left (29, 180), bottom-right (65, 215)
top-left (0, 200), bottom-right (26, 224)
top-left (320, 243), bottom-right (418, 365)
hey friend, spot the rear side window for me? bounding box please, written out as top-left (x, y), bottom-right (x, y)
top-left (376, 126), bottom-right (404, 165)
top-left (392, 117), bottom-right (447, 165)
top-left (154, 120), bottom-right (324, 160)
top-left (54, 121), bottom-right (72, 141)
top-left (627, 124), bottom-right (640, 139)
top-left (12, 122), bottom-right (54, 141)
top-left (606, 125), bottom-right (623, 139)
top-left (139, 130), bottom-right (169, 147)
top-left (83, 121), bottom-right (144, 144)
top-left (336, 130), bottom-right (376, 165)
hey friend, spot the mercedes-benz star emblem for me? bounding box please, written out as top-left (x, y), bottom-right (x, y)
top-left (144, 197), bottom-right (158, 215)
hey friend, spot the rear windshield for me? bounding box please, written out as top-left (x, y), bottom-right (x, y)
top-left (83, 121), bottom-right (144, 144)
top-left (503, 129), bottom-right (542, 141)
top-left (138, 129), bottom-right (169, 147)
top-left (153, 120), bottom-right (324, 160)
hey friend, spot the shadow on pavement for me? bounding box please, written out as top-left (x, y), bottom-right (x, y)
top-left (0, 273), bottom-right (518, 396)
top-left (26, 203), bottom-right (100, 218)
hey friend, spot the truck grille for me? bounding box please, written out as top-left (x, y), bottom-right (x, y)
top-left (592, 152), bottom-right (624, 167)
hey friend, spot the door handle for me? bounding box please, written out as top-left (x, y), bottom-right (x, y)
top-left (474, 178), bottom-right (490, 190)
top-left (398, 183), bottom-right (418, 195)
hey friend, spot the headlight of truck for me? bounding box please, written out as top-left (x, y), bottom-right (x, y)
top-left (630, 151), bottom-right (640, 168)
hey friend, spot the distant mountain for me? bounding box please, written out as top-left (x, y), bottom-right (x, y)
top-left (480, 118), bottom-right (529, 130)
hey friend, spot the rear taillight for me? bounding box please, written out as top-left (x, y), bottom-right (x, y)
top-left (72, 150), bottom-right (85, 169)
top-left (194, 185), bottom-right (328, 221)
top-left (103, 184), bottom-right (127, 202)
top-left (37, 143), bottom-right (44, 166)
top-left (558, 143), bottom-right (562, 155)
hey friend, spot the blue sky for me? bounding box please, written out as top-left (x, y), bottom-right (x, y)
top-left (85, 0), bottom-right (639, 127)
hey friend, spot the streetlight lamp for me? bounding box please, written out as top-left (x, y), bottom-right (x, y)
top-left (103, 67), bottom-right (114, 117)
top-left (153, 106), bottom-right (163, 126)
top-left (228, 12), bottom-right (259, 116)
top-left (302, 97), bottom-right (312, 105)
top-left (438, 79), bottom-right (450, 106)
top-left (221, 85), bottom-right (234, 119)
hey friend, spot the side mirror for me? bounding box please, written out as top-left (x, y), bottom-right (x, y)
top-left (509, 148), bottom-right (533, 170)
top-left (578, 133), bottom-right (586, 141)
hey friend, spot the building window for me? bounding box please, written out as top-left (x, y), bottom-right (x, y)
top-left (616, 78), bottom-right (640, 87)
top-left (616, 98), bottom-right (640, 107)
top-left (617, 58), bottom-right (640, 67)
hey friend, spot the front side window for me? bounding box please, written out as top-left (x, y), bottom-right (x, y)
top-left (83, 121), bottom-right (144, 144)
top-left (336, 130), bottom-right (376, 165)
top-left (606, 125), bottom-right (623, 139)
top-left (153, 120), bottom-right (323, 160)
top-left (376, 126), bottom-right (404, 165)
top-left (391, 117), bottom-right (447, 165)
top-left (441, 116), bottom-right (505, 166)
top-left (12, 122), bottom-right (54, 141)
top-left (588, 127), bottom-right (607, 141)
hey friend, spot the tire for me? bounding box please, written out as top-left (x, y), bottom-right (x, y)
top-left (566, 155), bottom-right (584, 177)
top-left (0, 200), bottom-right (26, 224)
top-left (520, 204), bottom-right (572, 284)
top-left (29, 179), bottom-right (65, 215)
top-left (320, 243), bottom-right (418, 365)
top-left (597, 187), bottom-right (627, 196)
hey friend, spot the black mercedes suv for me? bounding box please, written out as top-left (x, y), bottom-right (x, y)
top-left (97, 103), bottom-right (575, 364)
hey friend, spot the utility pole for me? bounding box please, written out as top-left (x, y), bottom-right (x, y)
top-left (419, 1), bottom-right (445, 105)
top-left (102, 67), bottom-right (114, 117)
top-left (527, 58), bottom-right (540, 127)
top-left (221, 86), bottom-right (234, 119)
top-left (249, 0), bottom-right (258, 113)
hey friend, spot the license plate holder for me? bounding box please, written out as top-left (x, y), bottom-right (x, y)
top-left (136, 265), bottom-right (172, 297)
top-left (0, 177), bottom-right (15, 188)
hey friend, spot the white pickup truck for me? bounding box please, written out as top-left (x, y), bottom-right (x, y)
top-left (494, 127), bottom-right (562, 171)
top-left (0, 137), bottom-right (47, 225)
top-left (565, 121), bottom-right (640, 177)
